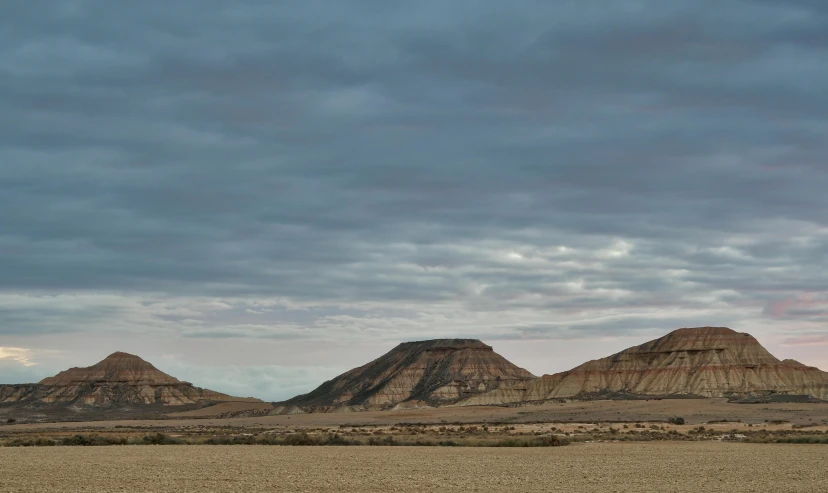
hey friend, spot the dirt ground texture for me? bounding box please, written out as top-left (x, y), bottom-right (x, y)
top-left (6, 398), bottom-right (828, 432)
top-left (0, 442), bottom-right (825, 493)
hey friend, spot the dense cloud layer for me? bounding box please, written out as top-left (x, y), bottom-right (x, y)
top-left (2, 1), bottom-right (827, 398)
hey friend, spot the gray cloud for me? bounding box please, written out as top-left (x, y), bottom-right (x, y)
top-left (2, 1), bottom-right (828, 394)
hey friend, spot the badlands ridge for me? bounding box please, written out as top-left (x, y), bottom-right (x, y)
top-left (461, 327), bottom-right (828, 406)
top-left (1, 327), bottom-right (827, 413)
top-left (281, 338), bottom-right (536, 411)
top-left (0, 351), bottom-right (260, 407)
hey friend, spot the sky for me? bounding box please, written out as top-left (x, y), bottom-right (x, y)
top-left (1, 0), bottom-right (828, 401)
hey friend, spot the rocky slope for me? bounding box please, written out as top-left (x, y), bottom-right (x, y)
top-left (282, 339), bottom-right (535, 411)
top-left (0, 352), bottom-right (260, 407)
top-left (461, 327), bottom-right (828, 405)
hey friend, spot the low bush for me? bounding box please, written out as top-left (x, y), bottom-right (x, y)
top-left (488, 436), bottom-right (568, 447)
top-left (773, 436), bottom-right (828, 444)
top-left (437, 440), bottom-right (460, 446)
top-left (4, 438), bottom-right (55, 447)
top-left (324, 433), bottom-right (354, 446)
top-left (205, 436), bottom-right (234, 445)
top-left (141, 433), bottom-right (183, 445)
top-left (283, 432), bottom-right (318, 446)
top-left (368, 436), bottom-right (396, 446)
top-left (62, 435), bottom-right (128, 446)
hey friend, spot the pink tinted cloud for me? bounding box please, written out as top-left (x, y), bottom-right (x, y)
top-left (765, 292), bottom-right (828, 319)
top-left (782, 335), bottom-right (828, 347)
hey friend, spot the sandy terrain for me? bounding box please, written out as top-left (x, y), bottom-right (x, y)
top-left (7, 398), bottom-right (828, 433)
top-left (166, 401), bottom-right (275, 417)
top-left (167, 397), bottom-right (828, 424)
top-left (1, 442), bottom-right (825, 492)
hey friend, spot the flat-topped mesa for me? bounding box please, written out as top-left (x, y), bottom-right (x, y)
top-left (2, 352), bottom-right (261, 408)
top-left (402, 339), bottom-right (494, 354)
top-left (459, 327), bottom-right (828, 406)
top-left (40, 352), bottom-right (182, 386)
top-left (281, 338), bottom-right (535, 411)
top-left (608, 327), bottom-right (780, 367)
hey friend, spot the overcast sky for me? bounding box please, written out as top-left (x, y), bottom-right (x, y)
top-left (2, 0), bottom-right (828, 400)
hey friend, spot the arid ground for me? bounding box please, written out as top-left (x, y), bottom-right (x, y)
top-left (1, 442), bottom-right (826, 492)
top-left (5, 398), bottom-right (828, 430)
top-left (3, 400), bottom-right (828, 492)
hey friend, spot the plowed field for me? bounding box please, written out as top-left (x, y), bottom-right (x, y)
top-left (1, 442), bottom-right (825, 492)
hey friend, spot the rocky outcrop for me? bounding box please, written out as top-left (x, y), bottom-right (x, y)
top-left (281, 339), bottom-right (535, 411)
top-left (0, 352), bottom-right (260, 407)
top-left (461, 327), bottom-right (828, 405)
top-left (39, 352), bottom-right (182, 386)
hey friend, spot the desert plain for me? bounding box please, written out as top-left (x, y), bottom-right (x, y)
top-left (5, 397), bottom-right (828, 430)
top-left (2, 442), bottom-right (827, 493)
top-left (3, 399), bottom-right (828, 492)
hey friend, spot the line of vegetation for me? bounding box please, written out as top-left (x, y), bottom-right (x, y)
top-left (3, 433), bottom-right (185, 447)
top-left (2, 432), bottom-right (569, 448)
top-left (743, 435), bottom-right (828, 444)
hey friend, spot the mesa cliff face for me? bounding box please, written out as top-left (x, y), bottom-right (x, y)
top-left (282, 339), bottom-right (535, 410)
top-left (0, 352), bottom-right (260, 407)
top-left (461, 327), bottom-right (828, 405)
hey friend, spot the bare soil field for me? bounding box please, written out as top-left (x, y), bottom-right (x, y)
top-left (6, 398), bottom-right (828, 432)
top-left (167, 397), bottom-right (828, 426)
top-left (1, 442), bottom-right (826, 492)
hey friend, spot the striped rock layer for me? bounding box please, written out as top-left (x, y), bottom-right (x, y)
top-left (0, 352), bottom-right (260, 407)
top-left (461, 327), bottom-right (828, 405)
top-left (282, 339), bottom-right (535, 410)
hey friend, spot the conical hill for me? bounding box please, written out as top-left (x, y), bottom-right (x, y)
top-left (461, 327), bottom-right (828, 405)
top-left (0, 352), bottom-right (261, 407)
top-left (282, 339), bottom-right (535, 410)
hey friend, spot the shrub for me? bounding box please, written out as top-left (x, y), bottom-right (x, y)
top-left (6, 418), bottom-right (16, 424)
top-left (412, 438), bottom-right (436, 446)
top-left (537, 436), bottom-right (568, 447)
top-left (141, 433), bottom-right (182, 445)
top-left (205, 436), bottom-right (234, 445)
top-left (283, 433), bottom-right (318, 446)
top-left (4, 438), bottom-right (54, 447)
top-left (773, 436), bottom-right (828, 444)
top-left (668, 417), bottom-right (686, 425)
top-left (232, 435), bottom-right (256, 445)
top-left (489, 436), bottom-right (569, 447)
top-left (324, 433), bottom-right (353, 446)
top-left (62, 435), bottom-right (128, 446)
top-left (368, 436), bottom-right (396, 446)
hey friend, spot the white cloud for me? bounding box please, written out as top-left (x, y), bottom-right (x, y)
top-left (0, 347), bottom-right (36, 367)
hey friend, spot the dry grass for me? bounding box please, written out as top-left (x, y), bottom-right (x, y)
top-left (8, 398), bottom-right (828, 431)
top-left (1, 442), bottom-right (827, 492)
top-left (5, 420), bottom-right (828, 449)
